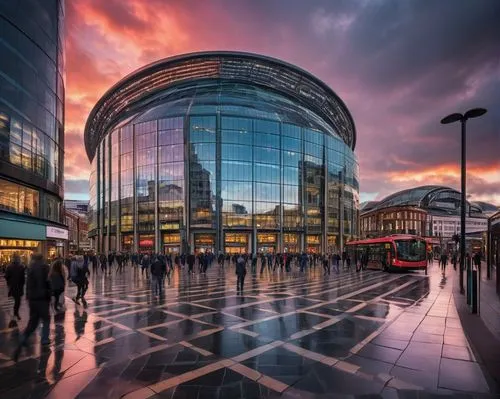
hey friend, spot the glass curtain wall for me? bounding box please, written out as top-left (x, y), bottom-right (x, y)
top-left (91, 90), bottom-right (358, 254)
top-left (189, 116), bottom-right (216, 228)
top-left (120, 125), bottom-right (134, 250)
top-left (135, 121), bottom-right (156, 252)
top-left (158, 117), bottom-right (184, 252)
top-left (110, 129), bottom-right (119, 250)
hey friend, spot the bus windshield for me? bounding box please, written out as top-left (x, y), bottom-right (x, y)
top-left (395, 239), bottom-right (426, 262)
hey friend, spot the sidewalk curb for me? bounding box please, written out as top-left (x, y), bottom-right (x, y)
top-left (453, 283), bottom-right (500, 394)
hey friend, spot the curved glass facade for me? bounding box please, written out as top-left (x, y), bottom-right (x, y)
top-left (88, 59), bottom-right (358, 255)
top-left (0, 0), bottom-right (66, 264)
top-left (0, 0), bottom-right (65, 215)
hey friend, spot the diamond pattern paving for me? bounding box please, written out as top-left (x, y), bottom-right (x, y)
top-left (0, 262), bottom-right (493, 398)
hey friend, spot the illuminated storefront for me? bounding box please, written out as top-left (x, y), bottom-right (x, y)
top-left (85, 52), bottom-right (359, 254)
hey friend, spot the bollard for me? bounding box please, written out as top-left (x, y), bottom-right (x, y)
top-left (471, 269), bottom-right (478, 314)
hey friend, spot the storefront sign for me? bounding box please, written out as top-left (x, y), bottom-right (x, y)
top-left (46, 226), bottom-right (69, 240)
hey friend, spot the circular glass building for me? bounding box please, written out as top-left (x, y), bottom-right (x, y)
top-left (85, 52), bottom-right (359, 255)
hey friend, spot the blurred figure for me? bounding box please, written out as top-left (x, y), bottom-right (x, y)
top-left (71, 255), bottom-right (90, 308)
top-left (13, 253), bottom-right (51, 361)
top-left (473, 251), bottom-right (482, 273)
top-left (187, 252), bottom-right (195, 274)
top-left (5, 253), bottom-right (26, 321)
top-left (141, 254), bottom-right (150, 278)
top-left (236, 254), bottom-right (247, 294)
top-left (50, 259), bottom-right (65, 312)
top-left (440, 252), bottom-right (448, 274)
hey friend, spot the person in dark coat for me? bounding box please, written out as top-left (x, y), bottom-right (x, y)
top-left (49, 259), bottom-right (65, 312)
top-left (235, 255), bottom-right (247, 293)
top-left (13, 254), bottom-right (51, 361)
top-left (187, 253), bottom-right (195, 274)
top-left (5, 254), bottom-right (26, 320)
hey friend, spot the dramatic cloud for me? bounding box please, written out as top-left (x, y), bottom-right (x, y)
top-left (64, 0), bottom-right (500, 205)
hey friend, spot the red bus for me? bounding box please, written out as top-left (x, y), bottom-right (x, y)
top-left (345, 235), bottom-right (427, 274)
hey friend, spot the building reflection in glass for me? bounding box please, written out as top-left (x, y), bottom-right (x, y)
top-left (85, 53), bottom-right (359, 255)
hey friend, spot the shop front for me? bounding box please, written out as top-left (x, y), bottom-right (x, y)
top-left (138, 234), bottom-right (154, 253)
top-left (163, 232), bottom-right (181, 254)
top-left (194, 233), bottom-right (215, 254)
top-left (0, 214), bottom-right (68, 267)
top-left (121, 234), bottom-right (134, 252)
top-left (283, 233), bottom-right (299, 253)
top-left (0, 239), bottom-right (40, 267)
top-left (327, 234), bottom-right (337, 253)
top-left (224, 232), bottom-right (250, 254)
top-left (45, 226), bottom-right (69, 259)
top-left (257, 233), bottom-right (277, 254)
top-left (306, 234), bottom-right (321, 253)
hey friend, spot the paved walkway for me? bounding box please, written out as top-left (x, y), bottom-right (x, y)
top-left (453, 262), bottom-right (500, 393)
top-left (0, 261), bottom-right (494, 398)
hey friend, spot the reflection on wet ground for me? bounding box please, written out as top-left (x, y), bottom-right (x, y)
top-left (0, 262), bottom-right (494, 398)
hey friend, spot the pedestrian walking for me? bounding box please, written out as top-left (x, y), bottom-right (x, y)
top-left (236, 254), bottom-right (247, 293)
top-left (107, 252), bottom-right (114, 275)
top-left (150, 256), bottom-right (164, 297)
top-left (141, 254), bottom-right (150, 278)
top-left (440, 252), bottom-right (448, 274)
top-left (49, 259), bottom-right (65, 312)
top-left (13, 254), bottom-right (51, 361)
top-left (5, 254), bottom-right (26, 322)
top-left (451, 252), bottom-right (457, 271)
top-left (473, 251), bottom-right (482, 273)
top-left (187, 253), bottom-right (195, 274)
top-left (322, 254), bottom-right (330, 276)
top-left (71, 255), bottom-right (90, 308)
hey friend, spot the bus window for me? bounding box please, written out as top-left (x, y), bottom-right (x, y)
top-left (395, 240), bottom-right (426, 262)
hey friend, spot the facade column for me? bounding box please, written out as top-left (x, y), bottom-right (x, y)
top-left (96, 146), bottom-right (101, 254)
top-left (133, 125), bottom-right (138, 253)
top-left (215, 112), bottom-right (222, 254)
top-left (107, 135), bottom-right (111, 253)
top-left (339, 168), bottom-right (345, 253)
top-left (154, 120), bottom-right (160, 253)
top-left (322, 143), bottom-right (328, 254)
top-left (117, 128), bottom-right (122, 251)
top-left (183, 115), bottom-right (190, 254)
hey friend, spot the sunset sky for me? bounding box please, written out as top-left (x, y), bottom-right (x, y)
top-left (64, 0), bottom-right (500, 205)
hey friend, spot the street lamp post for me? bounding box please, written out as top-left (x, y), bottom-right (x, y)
top-left (441, 108), bottom-right (487, 294)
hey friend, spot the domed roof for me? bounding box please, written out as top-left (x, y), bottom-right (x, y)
top-left (84, 51), bottom-right (356, 161)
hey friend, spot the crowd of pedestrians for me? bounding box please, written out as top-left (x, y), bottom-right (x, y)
top-left (3, 246), bottom-right (483, 363)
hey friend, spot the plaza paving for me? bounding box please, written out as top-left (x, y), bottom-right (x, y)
top-left (0, 261), bottom-right (494, 398)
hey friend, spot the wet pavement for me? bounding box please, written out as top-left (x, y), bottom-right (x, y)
top-left (0, 261), bottom-right (494, 398)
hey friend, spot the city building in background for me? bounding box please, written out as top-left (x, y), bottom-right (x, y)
top-left (360, 186), bottom-right (495, 253)
top-left (0, 0), bottom-right (67, 266)
top-left (84, 52), bottom-right (359, 255)
top-left (63, 199), bottom-right (89, 217)
top-left (63, 208), bottom-right (90, 253)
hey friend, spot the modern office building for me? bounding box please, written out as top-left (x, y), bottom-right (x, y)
top-left (0, 0), bottom-right (67, 266)
top-left (85, 52), bottom-right (359, 255)
top-left (360, 186), bottom-right (491, 241)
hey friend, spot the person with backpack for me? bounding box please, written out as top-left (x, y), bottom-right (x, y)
top-left (236, 254), bottom-right (247, 294)
top-left (50, 259), bottom-right (65, 312)
top-left (5, 254), bottom-right (26, 322)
